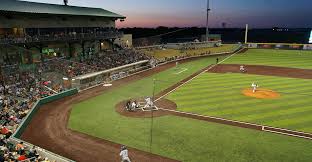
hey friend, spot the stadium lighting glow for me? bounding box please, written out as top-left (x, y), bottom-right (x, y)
top-left (309, 30), bottom-right (312, 43)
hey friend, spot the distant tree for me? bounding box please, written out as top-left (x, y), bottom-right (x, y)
top-left (64, 0), bottom-right (68, 6)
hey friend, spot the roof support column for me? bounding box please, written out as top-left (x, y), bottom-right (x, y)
top-left (81, 41), bottom-right (85, 62)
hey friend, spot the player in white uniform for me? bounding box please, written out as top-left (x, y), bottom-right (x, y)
top-left (251, 82), bottom-right (258, 93)
top-left (144, 97), bottom-right (153, 109)
top-left (120, 146), bottom-right (131, 162)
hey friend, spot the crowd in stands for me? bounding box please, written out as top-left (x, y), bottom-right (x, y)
top-left (0, 48), bottom-right (151, 161)
top-left (0, 65), bottom-right (58, 161)
top-left (34, 49), bottom-right (150, 80)
top-left (38, 58), bottom-right (99, 78)
top-left (0, 28), bottom-right (121, 44)
top-left (84, 50), bottom-right (149, 70)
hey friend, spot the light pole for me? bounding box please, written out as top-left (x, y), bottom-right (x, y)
top-left (206, 0), bottom-right (211, 42)
top-left (149, 79), bottom-right (156, 154)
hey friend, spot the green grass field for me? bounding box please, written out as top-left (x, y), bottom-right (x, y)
top-left (225, 49), bottom-right (312, 69)
top-left (69, 49), bottom-right (312, 162)
top-left (167, 73), bottom-right (312, 132)
top-left (166, 49), bottom-right (312, 134)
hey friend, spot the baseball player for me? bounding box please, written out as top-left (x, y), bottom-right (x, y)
top-left (251, 82), bottom-right (258, 93)
top-left (144, 97), bottom-right (153, 109)
top-left (120, 146), bottom-right (131, 162)
top-left (240, 65), bottom-right (245, 73)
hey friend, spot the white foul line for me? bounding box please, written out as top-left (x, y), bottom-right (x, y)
top-left (155, 50), bottom-right (240, 102)
top-left (263, 129), bottom-right (312, 140)
top-left (158, 107), bottom-right (262, 127)
top-left (155, 47), bottom-right (312, 140)
top-left (174, 68), bottom-right (188, 75)
top-left (159, 107), bottom-right (312, 140)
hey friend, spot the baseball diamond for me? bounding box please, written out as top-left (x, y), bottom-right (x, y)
top-left (1, 0), bottom-right (312, 162)
top-left (20, 49), bottom-right (312, 162)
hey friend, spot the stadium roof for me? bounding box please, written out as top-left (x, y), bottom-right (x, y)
top-left (0, 0), bottom-right (125, 19)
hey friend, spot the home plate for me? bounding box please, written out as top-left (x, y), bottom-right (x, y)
top-left (103, 83), bottom-right (113, 87)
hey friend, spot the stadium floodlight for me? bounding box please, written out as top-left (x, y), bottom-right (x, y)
top-left (206, 0), bottom-right (211, 42)
top-left (245, 24), bottom-right (249, 44)
top-left (309, 30), bottom-right (312, 43)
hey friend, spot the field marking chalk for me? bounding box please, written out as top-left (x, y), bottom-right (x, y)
top-left (159, 107), bottom-right (312, 140)
top-left (174, 68), bottom-right (188, 75)
top-left (263, 129), bottom-right (312, 140)
top-left (158, 108), bottom-right (262, 127)
top-left (155, 50), bottom-right (239, 102)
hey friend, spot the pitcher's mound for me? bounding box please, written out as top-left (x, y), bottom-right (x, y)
top-left (242, 88), bottom-right (280, 99)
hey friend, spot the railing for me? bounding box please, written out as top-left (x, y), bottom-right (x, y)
top-left (0, 31), bottom-right (123, 44)
top-left (10, 137), bottom-right (75, 162)
top-left (154, 43), bottom-right (243, 64)
top-left (12, 89), bottom-right (79, 162)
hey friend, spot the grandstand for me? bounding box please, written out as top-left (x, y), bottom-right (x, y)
top-left (0, 0), bottom-right (135, 161)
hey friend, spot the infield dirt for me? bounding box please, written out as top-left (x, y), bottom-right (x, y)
top-left (20, 59), bottom-right (312, 162)
top-left (209, 64), bottom-right (312, 79)
top-left (20, 56), bottom-right (215, 162)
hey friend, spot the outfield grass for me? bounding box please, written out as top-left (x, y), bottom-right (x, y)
top-left (69, 54), bottom-right (312, 162)
top-left (225, 49), bottom-right (312, 69)
top-left (167, 49), bottom-right (312, 133)
top-left (167, 73), bottom-right (312, 133)
top-left (142, 44), bottom-right (238, 59)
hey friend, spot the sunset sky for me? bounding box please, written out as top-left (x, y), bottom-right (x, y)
top-left (25, 0), bottom-right (312, 28)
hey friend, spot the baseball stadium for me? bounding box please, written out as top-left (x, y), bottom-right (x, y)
top-left (0, 0), bottom-right (312, 162)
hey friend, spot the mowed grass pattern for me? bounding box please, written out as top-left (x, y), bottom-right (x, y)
top-left (168, 49), bottom-right (312, 133)
top-left (69, 54), bottom-right (312, 161)
top-left (225, 49), bottom-right (312, 69)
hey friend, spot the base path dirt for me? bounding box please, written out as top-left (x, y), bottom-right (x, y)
top-left (209, 64), bottom-right (312, 79)
top-left (20, 56), bottom-right (219, 162)
top-left (20, 53), bottom-right (312, 162)
top-left (116, 98), bottom-right (177, 118)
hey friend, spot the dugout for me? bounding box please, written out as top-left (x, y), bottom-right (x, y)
top-left (72, 60), bottom-right (150, 90)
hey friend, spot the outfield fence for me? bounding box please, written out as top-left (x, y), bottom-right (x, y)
top-left (156, 43), bottom-right (243, 66)
top-left (247, 43), bottom-right (312, 50)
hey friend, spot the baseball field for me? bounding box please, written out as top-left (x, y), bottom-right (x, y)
top-left (166, 49), bottom-right (312, 134)
top-left (22, 49), bottom-right (312, 162)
